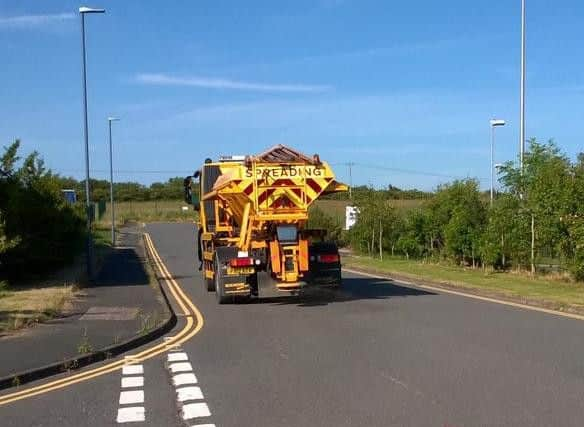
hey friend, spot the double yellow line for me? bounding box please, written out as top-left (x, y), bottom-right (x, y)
top-left (0, 233), bottom-right (204, 406)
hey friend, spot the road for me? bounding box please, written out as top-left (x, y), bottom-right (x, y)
top-left (2, 222), bottom-right (584, 426)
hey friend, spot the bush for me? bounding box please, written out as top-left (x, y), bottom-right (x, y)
top-left (0, 140), bottom-right (85, 278)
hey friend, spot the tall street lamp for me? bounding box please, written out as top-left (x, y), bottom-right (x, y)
top-left (520, 0), bottom-right (526, 172)
top-left (80, 6), bottom-right (105, 280)
top-left (108, 117), bottom-right (120, 246)
top-left (490, 119), bottom-right (506, 206)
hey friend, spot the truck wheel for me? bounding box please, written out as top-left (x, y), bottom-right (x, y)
top-left (204, 267), bottom-right (215, 292)
top-left (214, 254), bottom-right (232, 304)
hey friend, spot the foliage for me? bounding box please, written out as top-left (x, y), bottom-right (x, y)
top-left (0, 140), bottom-right (85, 278)
top-left (321, 184), bottom-right (433, 201)
top-left (348, 187), bottom-right (401, 258)
top-left (307, 206), bottom-right (345, 245)
top-left (480, 194), bottom-right (530, 268)
top-left (342, 140), bottom-right (584, 281)
top-left (396, 210), bottom-right (429, 259)
top-left (430, 180), bottom-right (486, 265)
top-left (58, 176), bottom-right (189, 202)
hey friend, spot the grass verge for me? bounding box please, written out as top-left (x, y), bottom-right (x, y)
top-left (0, 283), bottom-right (75, 333)
top-left (0, 227), bottom-right (112, 335)
top-left (343, 255), bottom-right (584, 314)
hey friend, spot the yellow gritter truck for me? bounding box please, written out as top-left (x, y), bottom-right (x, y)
top-left (184, 144), bottom-right (348, 304)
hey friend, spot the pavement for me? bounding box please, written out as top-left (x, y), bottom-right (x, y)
top-left (0, 226), bottom-right (171, 383)
top-left (2, 222), bottom-right (584, 426)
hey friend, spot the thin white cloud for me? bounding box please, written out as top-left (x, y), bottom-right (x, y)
top-left (135, 73), bottom-right (332, 93)
top-left (0, 13), bottom-right (75, 29)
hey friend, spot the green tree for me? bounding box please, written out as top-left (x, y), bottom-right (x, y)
top-left (563, 152), bottom-right (584, 279)
top-left (499, 139), bottom-right (573, 272)
top-left (1, 139), bottom-right (21, 175)
top-left (395, 209), bottom-right (429, 259)
top-left (481, 194), bottom-right (530, 270)
top-left (425, 179), bottom-right (487, 264)
top-left (0, 140), bottom-right (84, 278)
top-left (349, 187), bottom-right (397, 257)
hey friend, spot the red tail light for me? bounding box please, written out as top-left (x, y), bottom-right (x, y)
top-left (230, 257), bottom-right (254, 267)
top-left (317, 254), bottom-right (339, 263)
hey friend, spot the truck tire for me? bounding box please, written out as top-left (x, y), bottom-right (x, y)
top-left (204, 268), bottom-right (215, 292)
top-left (214, 255), bottom-right (230, 304)
top-left (213, 247), bottom-right (239, 304)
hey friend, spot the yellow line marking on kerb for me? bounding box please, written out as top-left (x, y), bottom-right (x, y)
top-left (0, 233), bottom-right (204, 406)
top-left (343, 268), bottom-right (584, 321)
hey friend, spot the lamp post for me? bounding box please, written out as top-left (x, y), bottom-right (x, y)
top-left (80, 6), bottom-right (105, 280)
top-left (108, 117), bottom-right (119, 246)
top-left (490, 119), bottom-right (506, 206)
top-left (520, 0), bottom-right (526, 172)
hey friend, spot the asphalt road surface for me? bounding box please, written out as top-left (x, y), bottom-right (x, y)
top-left (2, 222), bottom-right (584, 427)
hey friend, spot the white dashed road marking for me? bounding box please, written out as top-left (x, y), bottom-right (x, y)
top-left (117, 362), bottom-right (145, 423)
top-left (122, 364), bottom-right (144, 375)
top-left (173, 372), bottom-right (198, 386)
top-left (121, 376), bottom-right (144, 388)
top-left (168, 352), bottom-right (189, 362)
top-left (177, 386), bottom-right (204, 402)
top-left (119, 390), bottom-right (145, 405)
top-left (164, 344), bottom-right (216, 424)
top-left (182, 402), bottom-right (212, 420)
top-left (170, 362), bottom-right (194, 373)
top-left (116, 406), bottom-right (145, 423)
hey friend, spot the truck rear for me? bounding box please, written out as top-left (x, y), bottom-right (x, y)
top-left (184, 145), bottom-right (347, 303)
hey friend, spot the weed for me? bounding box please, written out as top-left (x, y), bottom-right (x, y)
top-left (62, 358), bottom-right (79, 371)
top-left (77, 327), bottom-right (93, 355)
top-left (138, 311), bottom-right (160, 335)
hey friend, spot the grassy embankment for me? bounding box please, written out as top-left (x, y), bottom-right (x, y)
top-left (344, 255), bottom-right (584, 313)
top-left (0, 226), bottom-right (112, 334)
top-left (96, 200), bottom-right (196, 226)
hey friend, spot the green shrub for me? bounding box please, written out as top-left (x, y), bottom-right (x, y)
top-left (0, 140), bottom-right (85, 278)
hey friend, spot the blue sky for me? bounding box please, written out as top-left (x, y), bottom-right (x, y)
top-left (1, 1), bottom-right (583, 190)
